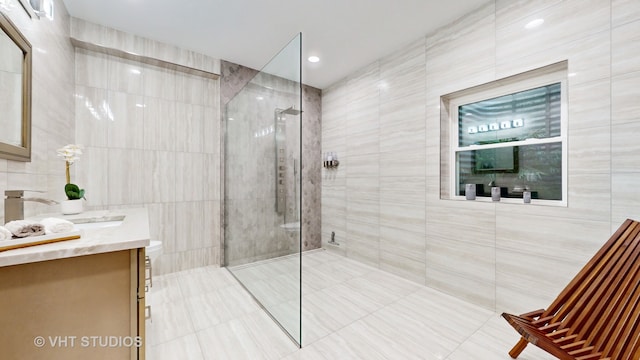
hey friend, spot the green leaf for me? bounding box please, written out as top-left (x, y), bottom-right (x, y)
top-left (65, 183), bottom-right (85, 200)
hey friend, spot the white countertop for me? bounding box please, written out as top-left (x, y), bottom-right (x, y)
top-left (0, 207), bottom-right (150, 267)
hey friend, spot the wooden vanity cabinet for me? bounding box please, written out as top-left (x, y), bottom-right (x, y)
top-left (0, 248), bottom-right (146, 359)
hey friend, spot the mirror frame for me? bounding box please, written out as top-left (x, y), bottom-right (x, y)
top-left (0, 12), bottom-right (32, 162)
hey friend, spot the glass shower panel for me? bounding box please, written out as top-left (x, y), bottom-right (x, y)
top-left (224, 33), bottom-right (302, 346)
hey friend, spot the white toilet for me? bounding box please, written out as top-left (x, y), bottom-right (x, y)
top-left (146, 240), bottom-right (163, 265)
top-left (145, 240), bottom-right (163, 289)
top-left (145, 240), bottom-right (162, 321)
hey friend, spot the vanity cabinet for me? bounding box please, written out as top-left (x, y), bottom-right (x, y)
top-left (0, 247), bottom-right (146, 359)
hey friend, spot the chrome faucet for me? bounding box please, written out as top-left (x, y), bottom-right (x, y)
top-left (4, 190), bottom-right (59, 223)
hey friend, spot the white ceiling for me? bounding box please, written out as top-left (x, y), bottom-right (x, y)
top-left (62, 0), bottom-right (489, 89)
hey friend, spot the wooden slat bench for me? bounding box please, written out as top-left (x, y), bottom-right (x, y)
top-left (502, 219), bottom-right (640, 360)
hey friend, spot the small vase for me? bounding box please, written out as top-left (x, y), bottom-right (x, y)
top-left (491, 187), bottom-right (501, 202)
top-left (61, 199), bottom-right (83, 215)
top-left (465, 184), bottom-right (476, 200)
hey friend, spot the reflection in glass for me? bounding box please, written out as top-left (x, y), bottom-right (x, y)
top-left (0, 12), bottom-right (31, 162)
top-left (0, 19), bottom-right (24, 146)
top-left (458, 83), bottom-right (561, 147)
top-left (458, 143), bottom-right (562, 200)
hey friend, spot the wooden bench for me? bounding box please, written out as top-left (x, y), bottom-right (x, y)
top-left (502, 219), bottom-right (640, 360)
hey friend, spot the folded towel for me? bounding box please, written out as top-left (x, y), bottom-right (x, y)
top-left (0, 226), bottom-right (12, 241)
top-left (4, 220), bottom-right (45, 238)
top-left (40, 217), bottom-right (75, 235)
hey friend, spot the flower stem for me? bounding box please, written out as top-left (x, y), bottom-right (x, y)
top-left (65, 161), bottom-right (70, 184)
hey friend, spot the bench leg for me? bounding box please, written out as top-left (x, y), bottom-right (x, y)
top-left (509, 337), bottom-right (528, 358)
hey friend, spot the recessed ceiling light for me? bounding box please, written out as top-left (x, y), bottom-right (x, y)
top-left (525, 18), bottom-right (544, 29)
top-left (308, 56), bottom-right (320, 63)
top-left (256, 96), bottom-right (264, 100)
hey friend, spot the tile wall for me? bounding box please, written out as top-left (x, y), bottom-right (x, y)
top-left (71, 19), bottom-right (222, 275)
top-left (321, 0), bottom-right (640, 312)
top-left (0, 0), bottom-right (75, 222)
top-left (221, 60), bottom-right (322, 266)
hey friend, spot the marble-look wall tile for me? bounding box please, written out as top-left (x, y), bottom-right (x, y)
top-left (204, 153), bottom-right (220, 201)
top-left (567, 78), bottom-right (611, 131)
top-left (379, 226), bottom-right (426, 264)
top-left (107, 148), bottom-right (147, 205)
top-left (346, 220), bottom-right (379, 267)
top-left (497, 31), bottom-right (611, 87)
top-left (495, 0), bottom-right (563, 27)
top-left (495, 248), bottom-right (584, 314)
top-left (612, 0), bottom-right (640, 27)
top-left (175, 201), bottom-right (205, 252)
top-left (175, 103), bottom-right (204, 153)
top-left (143, 98), bottom-right (177, 151)
top-left (495, 0), bottom-right (610, 64)
top-left (612, 20), bottom-right (640, 76)
top-left (566, 174), bottom-right (612, 222)
top-left (203, 105), bottom-right (221, 155)
top-left (612, 121), bottom-right (640, 173)
top-left (494, 215), bottom-right (610, 265)
top-left (176, 73), bottom-right (205, 105)
top-left (568, 125), bottom-right (611, 174)
top-left (302, 85), bottom-right (323, 250)
top-left (379, 202), bottom-right (425, 235)
top-left (72, 18), bottom-right (220, 75)
top-left (379, 250), bottom-right (426, 285)
top-left (380, 177), bottom-right (425, 205)
top-left (379, 95), bottom-right (426, 153)
top-left (75, 49), bottom-right (108, 89)
top-left (144, 66), bottom-right (177, 100)
top-left (148, 151), bottom-right (176, 203)
top-left (426, 2), bottom-right (496, 96)
top-left (611, 173), bottom-right (640, 226)
top-left (75, 85), bottom-right (108, 148)
top-left (611, 70), bottom-right (640, 126)
top-left (107, 91), bottom-right (145, 149)
top-left (426, 266), bottom-right (495, 310)
top-left (147, 202), bottom-right (177, 254)
top-left (74, 25), bottom-right (222, 274)
top-left (75, 147), bottom-right (109, 207)
top-left (324, 0), bottom-right (629, 313)
top-left (108, 57), bottom-right (144, 95)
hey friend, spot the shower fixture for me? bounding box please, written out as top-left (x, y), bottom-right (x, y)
top-left (274, 106), bottom-right (302, 216)
top-left (276, 106), bottom-right (302, 116)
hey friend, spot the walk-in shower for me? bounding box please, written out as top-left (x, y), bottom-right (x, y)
top-left (224, 34), bottom-right (303, 346)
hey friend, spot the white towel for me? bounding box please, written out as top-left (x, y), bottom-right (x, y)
top-left (0, 226), bottom-right (12, 241)
top-left (40, 217), bottom-right (75, 235)
top-left (4, 220), bottom-right (45, 238)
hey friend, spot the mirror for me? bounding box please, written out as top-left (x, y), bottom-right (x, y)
top-left (0, 12), bottom-right (31, 162)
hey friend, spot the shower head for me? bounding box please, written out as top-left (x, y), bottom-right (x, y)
top-left (277, 106), bottom-right (302, 115)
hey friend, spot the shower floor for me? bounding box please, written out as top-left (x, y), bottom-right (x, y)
top-left (146, 249), bottom-right (555, 359)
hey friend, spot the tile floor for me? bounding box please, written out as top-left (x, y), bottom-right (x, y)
top-left (146, 250), bottom-right (556, 359)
